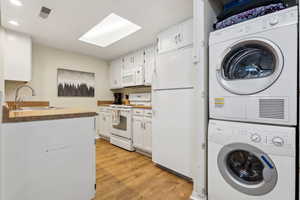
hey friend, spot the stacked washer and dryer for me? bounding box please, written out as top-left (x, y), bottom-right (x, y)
top-left (208, 6), bottom-right (298, 200)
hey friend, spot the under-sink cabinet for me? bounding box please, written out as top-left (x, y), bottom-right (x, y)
top-left (132, 109), bottom-right (152, 154)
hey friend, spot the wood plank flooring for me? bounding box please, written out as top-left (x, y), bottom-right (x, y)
top-left (94, 139), bottom-right (193, 200)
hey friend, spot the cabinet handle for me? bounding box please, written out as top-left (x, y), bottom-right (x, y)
top-left (175, 35), bottom-right (178, 44)
top-left (178, 34), bottom-right (182, 42)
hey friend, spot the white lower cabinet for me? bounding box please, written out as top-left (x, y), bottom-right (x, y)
top-left (133, 116), bottom-right (144, 149)
top-left (2, 117), bottom-right (96, 200)
top-left (132, 109), bottom-right (152, 154)
top-left (143, 117), bottom-right (152, 153)
top-left (98, 107), bottom-right (112, 138)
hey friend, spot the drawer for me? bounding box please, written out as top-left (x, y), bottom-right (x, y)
top-left (144, 110), bottom-right (152, 117)
top-left (133, 109), bottom-right (145, 116)
top-left (99, 106), bottom-right (110, 112)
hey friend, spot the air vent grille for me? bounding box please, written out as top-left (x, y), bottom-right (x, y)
top-left (259, 99), bottom-right (284, 119)
top-left (39, 6), bottom-right (52, 19)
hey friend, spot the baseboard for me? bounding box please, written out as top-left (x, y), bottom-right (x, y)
top-left (135, 148), bottom-right (152, 158)
top-left (190, 191), bottom-right (207, 200)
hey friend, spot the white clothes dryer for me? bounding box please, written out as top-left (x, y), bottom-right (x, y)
top-left (209, 7), bottom-right (298, 126)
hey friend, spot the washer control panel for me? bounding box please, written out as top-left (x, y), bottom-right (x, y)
top-left (209, 120), bottom-right (295, 156)
top-left (247, 131), bottom-right (288, 147)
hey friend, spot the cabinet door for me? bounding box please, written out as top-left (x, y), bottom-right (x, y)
top-left (144, 118), bottom-right (152, 153)
top-left (133, 117), bottom-right (144, 149)
top-left (98, 112), bottom-right (106, 136)
top-left (109, 59), bottom-right (123, 89)
top-left (144, 46), bottom-right (156, 86)
top-left (104, 112), bottom-right (112, 138)
top-left (4, 30), bottom-right (32, 82)
top-left (122, 55), bottom-right (136, 87)
top-left (123, 54), bottom-right (135, 71)
top-left (134, 50), bottom-right (145, 68)
top-left (134, 50), bottom-right (145, 86)
top-left (157, 25), bottom-right (180, 54)
top-left (135, 65), bottom-right (144, 86)
top-left (178, 18), bottom-right (193, 49)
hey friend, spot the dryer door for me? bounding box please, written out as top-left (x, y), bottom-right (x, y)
top-left (218, 143), bottom-right (278, 196)
top-left (217, 38), bottom-right (283, 95)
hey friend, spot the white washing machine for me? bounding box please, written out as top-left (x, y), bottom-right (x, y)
top-left (209, 7), bottom-right (298, 126)
top-left (208, 120), bottom-right (295, 200)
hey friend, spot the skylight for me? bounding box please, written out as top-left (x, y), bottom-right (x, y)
top-left (79, 13), bottom-right (141, 47)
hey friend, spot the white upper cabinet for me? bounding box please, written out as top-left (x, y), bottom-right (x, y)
top-left (157, 25), bottom-right (179, 54)
top-left (109, 58), bottom-right (123, 89)
top-left (144, 46), bottom-right (156, 86)
top-left (123, 54), bottom-right (135, 71)
top-left (157, 18), bottom-right (193, 54)
top-left (134, 50), bottom-right (145, 86)
top-left (122, 50), bottom-right (145, 87)
top-left (179, 19), bottom-right (193, 48)
top-left (3, 30), bottom-right (32, 82)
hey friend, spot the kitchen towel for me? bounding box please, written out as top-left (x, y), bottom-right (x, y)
top-left (111, 110), bottom-right (121, 126)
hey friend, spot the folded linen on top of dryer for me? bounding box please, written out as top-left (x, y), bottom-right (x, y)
top-left (218, 0), bottom-right (283, 21)
top-left (214, 3), bottom-right (286, 30)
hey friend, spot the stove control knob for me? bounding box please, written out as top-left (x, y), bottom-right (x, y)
top-left (251, 134), bottom-right (261, 143)
top-left (272, 137), bottom-right (284, 147)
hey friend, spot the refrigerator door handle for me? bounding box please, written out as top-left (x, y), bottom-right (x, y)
top-left (153, 87), bottom-right (194, 92)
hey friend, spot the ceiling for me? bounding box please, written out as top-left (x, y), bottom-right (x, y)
top-left (1, 0), bottom-right (193, 61)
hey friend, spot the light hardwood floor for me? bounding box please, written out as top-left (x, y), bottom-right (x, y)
top-left (94, 139), bottom-right (193, 200)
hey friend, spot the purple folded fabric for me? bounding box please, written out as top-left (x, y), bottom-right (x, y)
top-left (214, 3), bottom-right (286, 30)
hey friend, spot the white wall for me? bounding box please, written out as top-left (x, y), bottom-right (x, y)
top-left (5, 43), bottom-right (113, 111)
top-left (0, 26), bottom-right (5, 200)
top-left (0, 28), bottom-right (5, 100)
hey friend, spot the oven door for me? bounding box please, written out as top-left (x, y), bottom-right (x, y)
top-left (111, 109), bottom-right (132, 139)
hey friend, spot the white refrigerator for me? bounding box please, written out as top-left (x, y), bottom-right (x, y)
top-left (0, 91), bottom-right (3, 200)
top-left (152, 46), bottom-right (195, 178)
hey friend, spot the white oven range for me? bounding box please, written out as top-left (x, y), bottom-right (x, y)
top-left (109, 105), bottom-right (134, 151)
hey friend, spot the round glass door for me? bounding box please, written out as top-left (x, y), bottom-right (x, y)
top-left (218, 143), bottom-right (278, 196)
top-left (227, 150), bottom-right (264, 185)
top-left (217, 39), bottom-right (283, 95)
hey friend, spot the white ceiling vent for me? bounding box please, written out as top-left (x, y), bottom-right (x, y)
top-left (39, 6), bottom-right (52, 19)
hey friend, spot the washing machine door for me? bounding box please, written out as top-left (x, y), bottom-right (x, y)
top-left (218, 143), bottom-right (278, 196)
top-left (217, 38), bottom-right (283, 95)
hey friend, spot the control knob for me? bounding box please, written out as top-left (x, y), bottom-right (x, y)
top-left (250, 134), bottom-right (261, 143)
top-left (272, 137), bottom-right (284, 147)
top-left (269, 17), bottom-right (279, 26)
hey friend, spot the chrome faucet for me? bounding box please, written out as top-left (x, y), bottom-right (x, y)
top-left (14, 85), bottom-right (36, 109)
